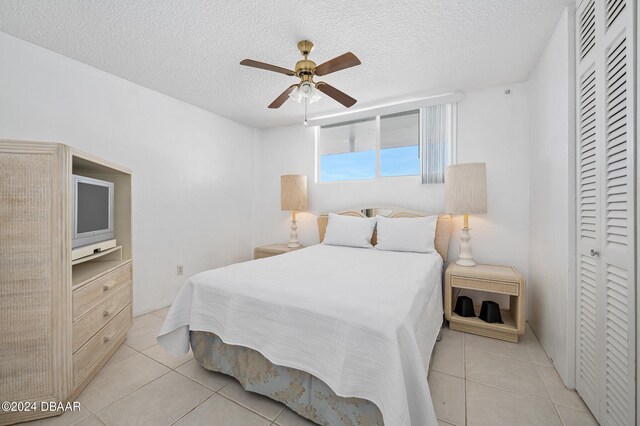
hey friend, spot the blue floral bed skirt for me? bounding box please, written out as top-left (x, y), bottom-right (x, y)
top-left (190, 330), bottom-right (384, 426)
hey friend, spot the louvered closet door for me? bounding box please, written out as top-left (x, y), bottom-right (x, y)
top-left (575, 1), bottom-right (636, 425)
top-left (576, 0), bottom-right (600, 412)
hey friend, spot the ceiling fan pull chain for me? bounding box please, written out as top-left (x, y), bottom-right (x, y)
top-left (304, 97), bottom-right (308, 126)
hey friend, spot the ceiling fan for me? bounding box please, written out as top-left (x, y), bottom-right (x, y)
top-left (240, 40), bottom-right (361, 110)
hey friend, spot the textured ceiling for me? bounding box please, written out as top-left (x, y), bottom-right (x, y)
top-left (0, 0), bottom-right (567, 128)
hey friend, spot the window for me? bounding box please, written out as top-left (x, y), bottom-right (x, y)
top-left (380, 110), bottom-right (420, 177)
top-left (317, 104), bottom-right (455, 183)
top-left (318, 118), bottom-right (376, 182)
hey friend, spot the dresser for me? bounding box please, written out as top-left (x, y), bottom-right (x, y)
top-left (0, 141), bottom-right (133, 425)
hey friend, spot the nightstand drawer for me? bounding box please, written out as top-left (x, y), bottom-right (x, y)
top-left (451, 276), bottom-right (519, 296)
top-left (253, 244), bottom-right (304, 259)
top-left (254, 249), bottom-right (278, 259)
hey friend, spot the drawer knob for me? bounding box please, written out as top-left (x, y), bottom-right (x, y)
top-left (103, 335), bottom-right (113, 343)
top-left (103, 282), bottom-right (116, 292)
top-left (103, 309), bottom-right (112, 318)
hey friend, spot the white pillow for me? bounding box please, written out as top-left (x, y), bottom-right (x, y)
top-left (323, 213), bottom-right (377, 248)
top-left (375, 215), bottom-right (437, 253)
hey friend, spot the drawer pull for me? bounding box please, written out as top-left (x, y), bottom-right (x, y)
top-left (103, 309), bottom-right (113, 318)
top-left (103, 334), bottom-right (114, 343)
top-left (103, 281), bottom-right (116, 292)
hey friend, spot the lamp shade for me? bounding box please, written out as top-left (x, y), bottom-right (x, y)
top-left (444, 163), bottom-right (487, 214)
top-left (281, 175), bottom-right (308, 211)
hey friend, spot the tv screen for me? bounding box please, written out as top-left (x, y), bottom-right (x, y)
top-left (77, 182), bottom-right (110, 233)
top-left (72, 174), bottom-right (114, 249)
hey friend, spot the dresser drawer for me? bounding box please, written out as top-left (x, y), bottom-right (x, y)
top-left (73, 262), bottom-right (131, 320)
top-left (451, 276), bottom-right (519, 296)
top-left (73, 282), bottom-right (132, 352)
top-left (73, 305), bottom-right (131, 384)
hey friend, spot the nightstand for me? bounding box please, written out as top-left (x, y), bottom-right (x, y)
top-left (253, 244), bottom-right (305, 259)
top-left (444, 263), bottom-right (525, 343)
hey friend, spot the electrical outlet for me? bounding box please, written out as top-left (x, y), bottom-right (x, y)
top-left (177, 264), bottom-right (184, 276)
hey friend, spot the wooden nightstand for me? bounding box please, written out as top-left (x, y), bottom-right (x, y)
top-left (253, 244), bottom-right (305, 259)
top-left (444, 263), bottom-right (525, 343)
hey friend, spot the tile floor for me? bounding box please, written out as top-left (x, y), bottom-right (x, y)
top-left (26, 308), bottom-right (599, 426)
top-left (431, 327), bottom-right (598, 426)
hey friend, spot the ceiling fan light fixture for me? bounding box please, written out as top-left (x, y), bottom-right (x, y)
top-left (299, 82), bottom-right (311, 95)
top-left (301, 82), bottom-right (322, 103)
top-left (240, 40), bottom-right (360, 111)
top-left (307, 84), bottom-right (322, 104)
top-left (288, 83), bottom-right (322, 104)
top-left (288, 86), bottom-right (303, 103)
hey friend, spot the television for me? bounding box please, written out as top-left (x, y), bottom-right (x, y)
top-left (72, 175), bottom-right (115, 249)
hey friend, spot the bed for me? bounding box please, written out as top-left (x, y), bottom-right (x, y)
top-left (158, 207), bottom-right (452, 426)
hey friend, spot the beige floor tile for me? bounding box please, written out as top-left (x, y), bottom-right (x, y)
top-left (274, 408), bottom-right (317, 426)
top-left (524, 339), bottom-right (554, 367)
top-left (176, 359), bottom-right (232, 391)
top-left (150, 306), bottom-right (171, 319)
top-left (466, 348), bottom-right (549, 400)
top-left (219, 379), bottom-right (286, 420)
top-left (464, 333), bottom-right (532, 362)
top-left (521, 324), bottom-right (554, 367)
top-left (142, 344), bottom-right (193, 369)
top-left (536, 365), bottom-right (589, 412)
top-left (125, 320), bottom-right (163, 351)
top-left (431, 341), bottom-right (465, 378)
top-left (466, 381), bottom-right (561, 426)
top-left (523, 323), bottom-right (540, 343)
top-left (132, 312), bottom-right (164, 329)
top-left (97, 371), bottom-right (212, 426)
top-left (441, 326), bottom-right (464, 346)
top-left (70, 415), bottom-right (106, 426)
top-left (437, 420), bottom-right (456, 426)
top-left (428, 371), bottom-right (465, 426)
top-left (174, 394), bottom-right (271, 426)
top-left (555, 404), bottom-right (598, 426)
top-left (20, 407), bottom-right (91, 426)
top-left (77, 353), bottom-right (169, 411)
top-left (104, 343), bottom-right (137, 367)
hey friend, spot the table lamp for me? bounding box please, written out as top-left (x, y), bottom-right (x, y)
top-left (281, 175), bottom-right (308, 248)
top-left (445, 163), bottom-right (487, 266)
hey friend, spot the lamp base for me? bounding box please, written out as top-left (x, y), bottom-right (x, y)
top-left (288, 218), bottom-right (301, 248)
top-left (455, 258), bottom-right (477, 267)
top-left (455, 227), bottom-right (476, 267)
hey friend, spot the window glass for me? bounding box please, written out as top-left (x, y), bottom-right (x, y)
top-left (379, 110), bottom-right (420, 177)
top-left (319, 118), bottom-right (376, 182)
top-left (317, 104), bottom-right (455, 182)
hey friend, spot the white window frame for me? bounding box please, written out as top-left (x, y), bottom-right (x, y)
top-left (314, 97), bottom-right (459, 183)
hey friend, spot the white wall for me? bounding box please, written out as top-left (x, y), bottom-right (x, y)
top-left (253, 84), bottom-right (531, 280)
top-left (527, 7), bottom-right (575, 387)
top-left (0, 32), bottom-right (257, 315)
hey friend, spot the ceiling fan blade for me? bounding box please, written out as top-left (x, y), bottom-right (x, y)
top-left (314, 52), bottom-right (361, 76)
top-left (240, 59), bottom-right (295, 76)
top-left (315, 82), bottom-right (357, 108)
top-left (268, 85), bottom-right (298, 109)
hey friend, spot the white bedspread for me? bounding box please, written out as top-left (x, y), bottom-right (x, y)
top-left (158, 244), bottom-right (443, 426)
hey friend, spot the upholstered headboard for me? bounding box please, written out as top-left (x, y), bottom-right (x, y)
top-left (317, 206), bottom-right (453, 261)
